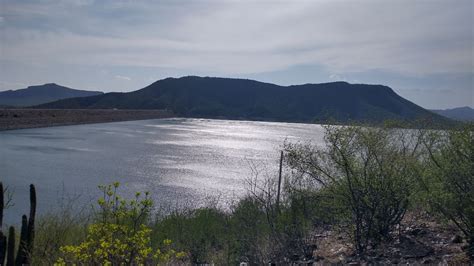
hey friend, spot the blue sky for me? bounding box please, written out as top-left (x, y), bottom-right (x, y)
top-left (0, 0), bottom-right (472, 109)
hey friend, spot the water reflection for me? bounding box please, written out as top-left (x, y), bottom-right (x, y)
top-left (0, 118), bottom-right (324, 224)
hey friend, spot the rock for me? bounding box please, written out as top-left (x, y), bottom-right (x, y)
top-left (451, 234), bottom-right (463, 243)
top-left (422, 258), bottom-right (434, 264)
top-left (409, 228), bottom-right (427, 237)
top-left (392, 253), bottom-right (401, 259)
top-left (399, 236), bottom-right (434, 259)
top-left (442, 254), bottom-right (452, 263)
top-left (347, 261), bottom-right (360, 266)
top-left (299, 259), bottom-right (314, 264)
top-left (373, 255), bottom-right (383, 261)
top-left (289, 254), bottom-right (300, 262)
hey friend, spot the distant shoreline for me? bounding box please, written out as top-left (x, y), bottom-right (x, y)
top-left (0, 109), bottom-right (175, 131)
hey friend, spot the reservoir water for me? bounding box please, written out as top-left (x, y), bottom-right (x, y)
top-left (1, 118), bottom-right (325, 224)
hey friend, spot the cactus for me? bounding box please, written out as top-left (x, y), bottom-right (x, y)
top-left (0, 182), bottom-right (6, 265)
top-left (0, 235), bottom-right (5, 266)
top-left (16, 215), bottom-right (28, 266)
top-left (0, 184), bottom-right (37, 266)
top-left (0, 182), bottom-right (4, 227)
top-left (26, 184), bottom-right (36, 264)
top-left (6, 227), bottom-right (15, 266)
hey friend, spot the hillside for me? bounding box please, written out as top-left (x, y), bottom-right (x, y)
top-left (38, 76), bottom-right (448, 124)
top-left (0, 83), bottom-right (103, 107)
top-left (431, 106), bottom-right (474, 122)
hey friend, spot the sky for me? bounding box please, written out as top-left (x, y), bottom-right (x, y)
top-left (0, 0), bottom-right (472, 109)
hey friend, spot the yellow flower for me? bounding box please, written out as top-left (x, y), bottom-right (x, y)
top-left (56, 183), bottom-right (187, 265)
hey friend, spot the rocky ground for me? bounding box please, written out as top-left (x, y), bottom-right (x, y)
top-left (307, 211), bottom-right (471, 265)
top-left (0, 109), bottom-right (174, 131)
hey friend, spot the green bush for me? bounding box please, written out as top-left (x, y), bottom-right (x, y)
top-left (230, 197), bottom-right (273, 264)
top-left (150, 186), bottom-right (318, 264)
top-left (32, 211), bottom-right (88, 265)
top-left (420, 125), bottom-right (474, 258)
top-left (57, 183), bottom-right (186, 265)
top-left (230, 177), bottom-right (318, 264)
top-left (285, 125), bottom-right (423, 254)
top-left (152, 207), bottom-right (230, 264)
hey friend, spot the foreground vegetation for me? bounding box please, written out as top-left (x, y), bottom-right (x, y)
top-left (1, 123), bottom-right (472, 264)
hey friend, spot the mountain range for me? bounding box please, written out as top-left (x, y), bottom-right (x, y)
top-left (37, 76), bottom-right (449, 125)
top-left (0, 83), bottom-right (103, 107)
top-left (430, 107), bottom-right (474, 122)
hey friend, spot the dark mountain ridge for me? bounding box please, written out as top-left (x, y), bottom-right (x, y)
top-left (38, 76), bottom-right (449, 124)
top-left (0, 83), bottom-right (103, 107)
top-left (430, 106), bottom-right (474, 122)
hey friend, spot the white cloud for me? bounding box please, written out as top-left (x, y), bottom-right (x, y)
top-left (0, 80), bottom-right (27, 89)
top-left (329, 74), bottom-right (345, 81)
top-left (114, 75), bottom-right (131, 81)
top-left (0, 0), bottom-right (472, 107)
top-left (1, 0), bottom-right (471, 76)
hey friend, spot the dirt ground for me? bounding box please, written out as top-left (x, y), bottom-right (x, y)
top-left (309, 211), bottom-right (471, 265)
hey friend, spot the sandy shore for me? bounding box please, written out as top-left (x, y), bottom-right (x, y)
top-left (0, 109), bottom-right (174, 131)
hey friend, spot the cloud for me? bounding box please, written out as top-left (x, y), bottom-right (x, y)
top-left (114, 75), bottom-right (131, 81)
top-left (0, 80), bottom-right (27, 89)
top-left (1, 0), bottom-right (471, 75)
top-left (0, 0), bottom-right (472, 108)
top-left (329, 74), bottom-right (345, 81)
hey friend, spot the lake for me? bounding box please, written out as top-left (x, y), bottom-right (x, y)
top-left (1, 118), bottom-right (325, 224)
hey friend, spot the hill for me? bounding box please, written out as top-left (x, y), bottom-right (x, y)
top-left (0, 83), bottom-right (103, 107)
top-left (430, 107), bottom-right (474, 122)
top-left (37, 76), bottom-right (449, 124)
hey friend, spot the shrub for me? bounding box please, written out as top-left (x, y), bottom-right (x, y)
top-left (57, 183), bottom-right (186, 265)
top-left (32, 211), bottom-right (88, 265)
top-left (421, 125), bottom-right (474, 258)
top-left (230, 196), bottom-right (273, 264)
top-left (231, 174), bottom-right (317, 264)
top-left (152, 207), bottom-right (230, 264)
top-left (149, 176), bottom-right (319, 264)
top-left (285, 125), bottom-right (423, 254)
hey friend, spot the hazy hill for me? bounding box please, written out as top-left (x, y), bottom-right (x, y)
top-left (431, 106), bottom-right (474, 121)
top-left (38, 76), bottom-right (448, 124)
top-left (0, 83), bottom-right (103, 107)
